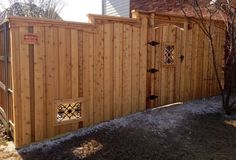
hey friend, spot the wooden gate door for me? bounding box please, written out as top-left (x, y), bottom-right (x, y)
top-left (147, 24), bottom-right (184, 108)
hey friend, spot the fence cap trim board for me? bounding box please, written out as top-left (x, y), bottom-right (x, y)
top-left (7, 14), bottom-right (140, 26)
top-left (132, 9), bottom-right (225, 23)
top-left (6, 14), bottom-right (142, 30)
top-left (6, 16), bottom-right (97, 31)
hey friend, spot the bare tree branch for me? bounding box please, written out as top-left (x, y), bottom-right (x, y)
top-left (5, 0), bottom-right (64, 19)
top-left (181, 0), bottom-right (236, 114)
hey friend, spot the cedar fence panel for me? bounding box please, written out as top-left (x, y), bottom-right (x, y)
top-left (145, 12), bottom-right (225, 108)
top-left (0, 11), bottom-right (225, 147)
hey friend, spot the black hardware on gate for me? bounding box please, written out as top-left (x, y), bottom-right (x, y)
top-left (147, 68), bottom-right (159, 73)
top-left (148, 95), bottom-right (158, 100)
top-left (147, 41), bottom-right (160, 46)
top-left (179, 55), bottom-right (184, 63)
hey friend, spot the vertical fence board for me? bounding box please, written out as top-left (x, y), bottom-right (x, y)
top-left (71, 30), bottom-right (80, 130)
top-left (179, 21), bottom-right (188, 101)
top-left (168, 26), bottom-right (176, 103)
top-left (71, 29), bottom-right (79, 99)
top-left (202, 34), bottom-right (208, 97)
top-left (19, 27), bottom-right (31, 145)
top-left (196, 27), bottom-right (204, 99)
top-left (155, 27), bottom-right (162, 106)
top-left (122, 24), bottom-right (132, 116)
top-left (213, 26), bottom-right (219, 95)
top-left (113, 23), bottom-right (123, 118)
top-left (93, 25), bottom-right (104, 124)
top-left (56, 23), bottom-right (71, 139)
top-left (46, 26), bottom-right (61, 137)
top-left (131, 27), bottom-right (140, 113)
top-left (66, 29), bottom-right (72, 99)
top-left (11, 27), bottom-right (22, 147)
top-left (192, 24), bottom-right (199, 99)
top-left (78, 31), bottom-right (84, 97)
top-left (82, 31), bottom-right (90, 127)
top-left (206, 34), bottom-right (211, 97)
top-left (88, 33), bottom-right (94, 125)
top-left (34, 26), bottom-right (46, 141)
top-left (104, 24), bottom-right (114, 121)
top-left (185, 24), bottom-right (193, 101)
top-left (58, 28), bottom-right (71, 100)
top-left (175, 27), bottom-right (182, 102)
top-left (214, 26), bottom-right (220, 95)
top-left (45, 26), bottom-right (55, 137)
top-left (139, 16), bottom-right (148, 110)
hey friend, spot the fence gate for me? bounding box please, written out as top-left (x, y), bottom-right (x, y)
top-left (147, 23), bottom-right (184, 108)
top-left (0, 23), bottom-right (13, 135)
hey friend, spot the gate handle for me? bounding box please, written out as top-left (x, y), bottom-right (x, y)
top-left (179, 55), bottom-right (184, 63)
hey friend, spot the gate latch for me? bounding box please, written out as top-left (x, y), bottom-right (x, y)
top-left (148, 95), bottom-right (158, 100)
top-left (147, 68), bottom-right (159, 73)
top-left (147, 41), bottom-right (160, 46)
top-left (179, 55), bottom-right (184, 63)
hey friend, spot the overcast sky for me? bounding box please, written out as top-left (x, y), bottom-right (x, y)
top-left (0, 0), bottom-right (102, 22)
top-left (61, 0), bottom-right (102, 22)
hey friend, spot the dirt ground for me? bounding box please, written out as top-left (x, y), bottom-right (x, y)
top-left (1, 97), bottom-right (236, 160)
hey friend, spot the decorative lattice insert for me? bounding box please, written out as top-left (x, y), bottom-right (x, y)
top-left (164, 45), bottom-right (175, 65)
top-left (56, 101), bottom-right (82, 123)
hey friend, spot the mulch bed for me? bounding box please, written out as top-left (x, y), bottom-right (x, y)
top-left (1, 97), bottom-right (236, 160)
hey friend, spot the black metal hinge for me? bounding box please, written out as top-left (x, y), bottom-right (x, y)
top-left (147, 41), bottom-right (160, 46)
top-left (148, 95), bottom-right (158, 100)
top-left (147, 68), bottom-right (159, 73)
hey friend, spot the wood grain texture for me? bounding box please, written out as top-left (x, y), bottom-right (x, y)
top-left (103, 23), bottom-right (114, 121)
top-left (122, 24), bottom-right (132, 116)
top-left (11, 27), bottom-right (23, 147)
top-left (93, 25), bottom-right (104, 124)
top-left (33, 26), bottom-right (46, 141)
top-left (3, 13), bottom-right (225, 148)
top-left (113, 23), bottom-right (123, 118)
top-left (19, 27), bottom-right (31, 145)
top-left (148, 18), bottom-right (224, 107)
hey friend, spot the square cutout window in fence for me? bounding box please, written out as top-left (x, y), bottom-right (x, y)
top-left (56, 101), bottom-right (82, 123)
top-left (164, 45), bottom-right (175, 65)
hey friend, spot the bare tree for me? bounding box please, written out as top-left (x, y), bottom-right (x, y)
top-left (180, 0), bottom-right (236, 114)
top-left (4, 0), bottom-right (64, 19)
top-left (22, 0), bottom-right (64, 19)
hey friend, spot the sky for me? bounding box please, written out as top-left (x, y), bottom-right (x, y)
top-left (0, 0), bottom-right (103, 22)
top-left (61, 0), bottom-right (102, 22)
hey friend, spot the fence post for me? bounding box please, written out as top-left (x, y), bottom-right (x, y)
top-left (3, 22), bottom-right (10, 135)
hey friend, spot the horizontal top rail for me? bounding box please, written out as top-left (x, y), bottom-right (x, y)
top-left (7, 16), bottom-right (97, 32)
top-left (6, 14), bottom-right (142, 31)
top-left (132, 9), bottom-right (225, 23)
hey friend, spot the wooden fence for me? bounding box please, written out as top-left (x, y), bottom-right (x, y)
top-left (143, 12), bottom-right (225, 108)
top-left (0, 11), bottom-right (225, 147)
top-left (0, 24), bottom-right (13, 133)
